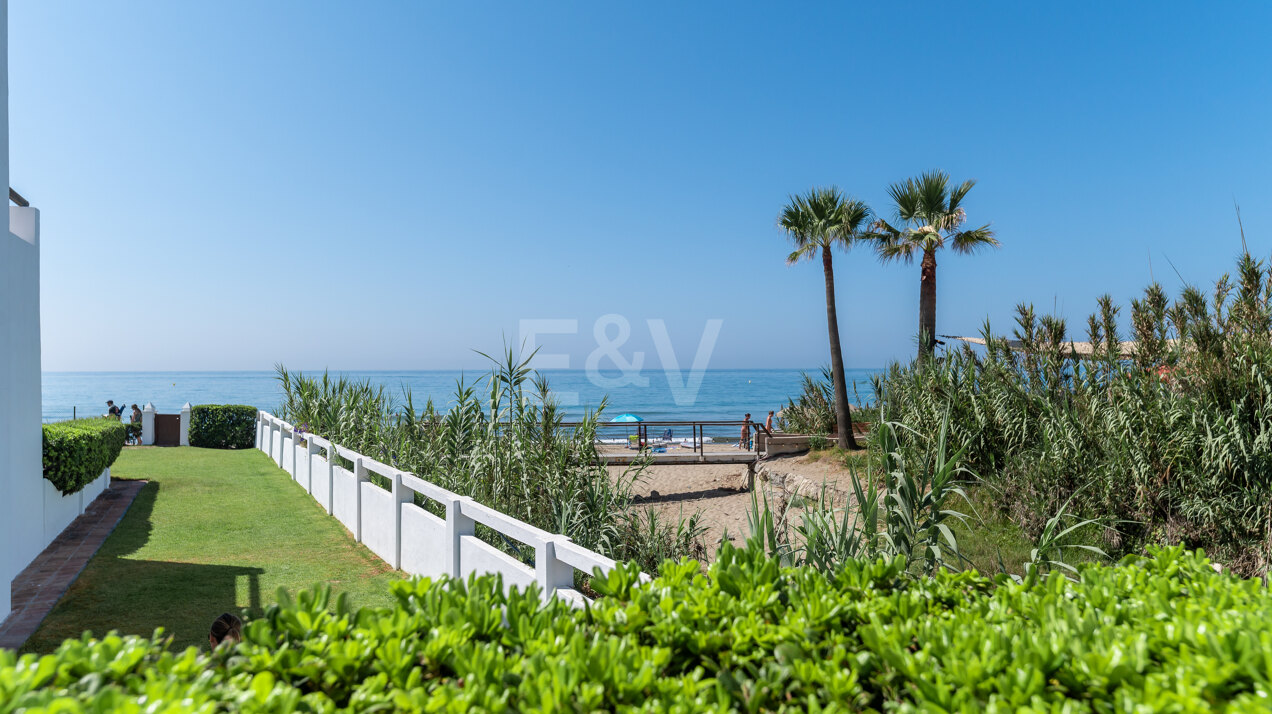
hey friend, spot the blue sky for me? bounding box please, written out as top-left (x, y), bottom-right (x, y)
top-left (14, 2), bottom-right (1272, 372)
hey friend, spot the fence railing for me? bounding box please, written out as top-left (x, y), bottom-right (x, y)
top-left (255, 411), bottom-right (623, 605)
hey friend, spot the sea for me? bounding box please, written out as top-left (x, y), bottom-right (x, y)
top-left (43, 369), bottom-right (882, 438)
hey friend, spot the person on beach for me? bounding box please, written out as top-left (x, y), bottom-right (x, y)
top-left (209, 612), bottom-right (242, 648)
top-left (740, 413), bottom-right (752, 450)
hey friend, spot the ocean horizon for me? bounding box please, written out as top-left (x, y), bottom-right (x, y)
top-left (42, 368), bottom-right (883, 429)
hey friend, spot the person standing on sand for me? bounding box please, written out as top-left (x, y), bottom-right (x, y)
top-left (740, 413), bottom-right (752, 450)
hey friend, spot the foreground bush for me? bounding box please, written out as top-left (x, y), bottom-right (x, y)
top-left (3, 546), bottom-right (1270, 712)
top-left (188, 404), bottom-right (257, 449)
top-left (41, 418), bottom-right (126, 495)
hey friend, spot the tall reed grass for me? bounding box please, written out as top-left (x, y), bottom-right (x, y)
top-left (276, 350), bottom-right (705, 574)
top-left (876, 252), bottom-right (1272, 574)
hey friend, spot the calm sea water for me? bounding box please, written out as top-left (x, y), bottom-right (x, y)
top-left (42, 369), bottom-right (881, 435)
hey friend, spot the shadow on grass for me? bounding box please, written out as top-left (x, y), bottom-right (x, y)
top-left (21, 481), bottom-right (264, 654)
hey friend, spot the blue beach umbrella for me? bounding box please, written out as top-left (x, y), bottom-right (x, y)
top-left (610, 413), bottom-right (643, 444)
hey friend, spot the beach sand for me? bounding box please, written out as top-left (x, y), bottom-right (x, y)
top-left (608, 459), bottom-right (755, 557)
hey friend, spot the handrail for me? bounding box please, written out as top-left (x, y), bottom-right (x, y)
top-left (9, 188), bottom-right (28, 207)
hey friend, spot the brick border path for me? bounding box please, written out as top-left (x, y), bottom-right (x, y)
top-left (0, 479), bottom-right (146, 650)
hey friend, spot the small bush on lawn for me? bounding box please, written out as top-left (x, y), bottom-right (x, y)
top-left (4, 545), bottom-right (1272, 711)
top-left (188, 404), bottom-right (257, 449)
top-left (41, 418), bottom-right (126, 495)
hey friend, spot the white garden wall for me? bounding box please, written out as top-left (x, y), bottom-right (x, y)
top-left (257, 412), bottom-right (628, 605)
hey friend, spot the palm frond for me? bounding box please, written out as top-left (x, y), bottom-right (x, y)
top-left (951, 224), bottom-right (999, 253)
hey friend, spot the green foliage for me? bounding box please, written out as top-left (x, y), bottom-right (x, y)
top-left (778, 366), bottom-right (838, 434)
top-left (41, 418), bottom-right (126, 495)
top-left (878, 252), bottom-right (1272, 574)
top-left (276, 350), bottom-right (704, 574)
top-left (750, 410), bottom-right (981, 577)
top-left (6, 546), bottom-right (1271, 711)
top-left (188, 404), bottom-right (257, 449)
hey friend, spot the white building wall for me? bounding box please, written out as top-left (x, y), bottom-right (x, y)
top-left (0, 0), bottom-right (46, 620)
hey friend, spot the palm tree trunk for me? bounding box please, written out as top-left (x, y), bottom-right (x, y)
top-left (822, 246), bottom-right (858, 449)
top-left (918, 249), bottom-right (937, 363)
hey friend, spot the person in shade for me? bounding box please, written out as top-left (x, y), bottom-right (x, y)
top-left (209, 613), bottom-right (243, 648)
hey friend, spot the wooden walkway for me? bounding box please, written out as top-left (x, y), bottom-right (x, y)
top-left (598, 451), bottom-right (759, 466)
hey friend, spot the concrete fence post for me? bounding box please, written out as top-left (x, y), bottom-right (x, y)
top-left (255, 412), bottom-right (262, 450)
top-left (536, 537), bottom-right (575, 602)
top-left (390, 471), bottom-right (411, 570)
top-left (141, 403), bottom-right (156, 446)
top-left (305, 439), bottom-right (319, 493)
top-left (445, 496), bottom-right (474, 579)
top-left (353, 457), bottom-right (367, 543)
top-left (326, 445), bottom-right (335, 514)
top-left (179, 402), bottom-right (191, 446)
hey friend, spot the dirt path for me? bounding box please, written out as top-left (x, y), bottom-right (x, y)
top-left (610, 450), bottom-right (866, 561)
top-left (609, 462), bottom-right (755, 555)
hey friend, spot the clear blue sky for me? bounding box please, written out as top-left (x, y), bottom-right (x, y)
top-left (14, 2), bottom-right (1271, 372)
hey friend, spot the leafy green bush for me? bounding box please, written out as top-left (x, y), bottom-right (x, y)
top-left (41, 418), bottom-right (126, 495)
top-left (4, 546), bottom-right (1270, 711)
top-left (188, 404), bottom-right (257, 449)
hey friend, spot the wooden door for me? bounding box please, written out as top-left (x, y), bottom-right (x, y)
top-left (155, 414), bottom-right (180, 446)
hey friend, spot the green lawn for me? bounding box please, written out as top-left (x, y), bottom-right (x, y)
top-left (23, 447), bottom-right (401, 653)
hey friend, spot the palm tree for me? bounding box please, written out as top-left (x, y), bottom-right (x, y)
top-left (873, 171), bottom-right (998, 363)
top-left (779, 187), bottom-right (873, 450)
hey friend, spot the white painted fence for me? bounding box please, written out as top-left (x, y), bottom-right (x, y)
top-left (255, 411), bottom-right (622, 605)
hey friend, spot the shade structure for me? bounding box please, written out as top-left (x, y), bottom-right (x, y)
top-left (610, 413), bottom-right (643, 423)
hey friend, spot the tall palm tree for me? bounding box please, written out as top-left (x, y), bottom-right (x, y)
top-left (779, 187), bottom-right (873, 450)
top-left (873, 171), bottom-right (998, 363)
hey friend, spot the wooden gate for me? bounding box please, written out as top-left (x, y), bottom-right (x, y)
top-left (155, 414), bottom-right (181, 446)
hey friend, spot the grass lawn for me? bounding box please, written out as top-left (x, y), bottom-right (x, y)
top-left (22, 447), bottom-right (402, 653)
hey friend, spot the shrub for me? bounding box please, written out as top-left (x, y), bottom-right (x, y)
top-left (188, 404), bottom-right (257, 449)
top-left (4, 546), bottom-right (1271, 711)
top-left (41, 418), bottom-right (126, 495)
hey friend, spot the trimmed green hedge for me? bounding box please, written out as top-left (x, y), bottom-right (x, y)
top-left (4, 546), bottom-right (1272, 711)
top-left (188, 404), bottom-right (257, 449)
top-left (41, 418), bottom-right (126, 495)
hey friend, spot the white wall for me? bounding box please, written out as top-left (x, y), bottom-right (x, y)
top-left (0, 0), bottom-right (47, 620)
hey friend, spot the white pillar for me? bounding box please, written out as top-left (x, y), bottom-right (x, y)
top-left (353, 456), bottom-right (366, 542)
top-left (179, 402), bottom-right (191, 446)
top-left (536, 537), bottom-right (575, 602)
top-left (445, 496), bottom-right (475, 579)
top-left (391, 471), bottom-right (411, 570)
top-left (141, 403), bottom-right (156, 446)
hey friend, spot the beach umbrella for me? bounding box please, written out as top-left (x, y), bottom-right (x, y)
top-left (610, 413), bottom-right (643, 444)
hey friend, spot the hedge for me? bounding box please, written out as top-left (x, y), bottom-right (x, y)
top-left (41, 418), bottom-right (126, 495)
top-left (5, 546), bottom-right (1272, 711)
top-left (188, 404), bottom-right (257, 449)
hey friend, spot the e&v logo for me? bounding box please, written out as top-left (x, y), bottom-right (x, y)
top-left (519, 315), bottom-right (723, 406)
